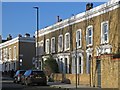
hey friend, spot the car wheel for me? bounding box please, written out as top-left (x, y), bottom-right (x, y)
top-left (16, 80), bottom-right (20, 84)
top-left (25, 80), bottom-right (29, 86)
top-left (13, 80), bottom-right (16, 83)
top-left (42, 82), bottom-right (47, 86)
top-left (21, 81), bottom-right (24, 85)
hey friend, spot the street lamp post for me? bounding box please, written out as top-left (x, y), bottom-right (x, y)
top-left (75, 42), bottom-right (77, 89)
top-left (33, 6), bottom-right (39, 69)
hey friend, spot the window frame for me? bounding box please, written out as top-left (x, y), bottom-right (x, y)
top-left (9, 48), bottom-right (12, 61)
top-left (101, 21), bottom-right (109, 44)
top-left (86, 25), bottom-right (93, 47)
top-left (45, 39), bottom-right (50, 54)
top-left (76, 29), bottom-right (82, 48)
top-left (0, 49), bottom-right (2, 61)
top-left (64, 33), bottom-right (70, 51)
top-left (51, 37), bottom-right (55, 53)
top-left (58, 35), bottom-right (63, 52)
top-left (13, 46), bottom-right (17, 60)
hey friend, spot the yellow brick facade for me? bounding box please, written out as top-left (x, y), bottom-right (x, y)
top-left (36, 1), bottom-right (120, 88)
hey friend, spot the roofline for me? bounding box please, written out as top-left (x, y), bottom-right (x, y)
top-left (0, 37), bottom-right (35, 49)
top-left (35, 0), bottom-right (120, 37)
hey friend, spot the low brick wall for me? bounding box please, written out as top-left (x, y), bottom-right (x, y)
top-left (101, 55), bottom-right (120, 89)
top-left (53, 73), bottom-right (90, 86)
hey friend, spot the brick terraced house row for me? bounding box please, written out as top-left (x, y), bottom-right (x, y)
top-left (0, 34), bottom-right (35, 72)
top-left (35, 0), bottom-right (120, 88)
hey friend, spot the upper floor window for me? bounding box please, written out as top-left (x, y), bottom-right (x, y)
top-left (65, 33), bottom-right (70, 51)
top-left (76, 29), bottom-right (82, 48)
top-left (0, 50), bottom-right (2, 60)
top-left (39, 40), bottom-right (44, 54)
top-left (86, 25), bottom-right (93, 46)
top-left (51, 37), bottom-right (55, 53)
top-left (101, 21), bottom-right (109, 44)
top-left (9, 48), bottom-right (12, 60)
top-left (4, 48), bottom-right (8, 60)
top-left (3, 49), bottom-right (5, 59)
top-left (13, 46), bottom-right (17, 60)
top-left (58, 35), bottom-right (63, 52)
top-left (45, 39), bottom-right (49, 54)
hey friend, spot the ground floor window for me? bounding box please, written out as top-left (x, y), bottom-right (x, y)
top-left (57, 56), bottom-right (70, 74)
top-left (86, 54), bottom-right (92, 74)
top-left (72, 54), bottom-right (83, 74)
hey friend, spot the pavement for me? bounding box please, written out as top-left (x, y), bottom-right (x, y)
top-left (48, 81), bottom-right (97, 89)
top-left (1, 76), bottom-right (98, 89)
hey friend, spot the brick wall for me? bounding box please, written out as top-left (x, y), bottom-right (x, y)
top-left (53, 73), bottom-right (90, 86)
top-left (100, 55), bottom-right (120, 88)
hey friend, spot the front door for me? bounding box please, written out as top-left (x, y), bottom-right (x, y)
top-left (96, 60), bottom-right (101, 87)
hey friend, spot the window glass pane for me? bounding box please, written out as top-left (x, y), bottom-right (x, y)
top-left (89, 37), bottom-right (92, 44)
top-left (103, 23), bottom-right (107, 33)
top-left (104, 34), bottom-right (107, 41)
top-left (77, 31), bottom-right (80, 40)
top-left (88, 28), bottom-right (92, 36)
top-left (51, 38), bottom-right (55, 52)
top-left (79, 56), bottom-right (81, 73)
top-left (78, 40), bottom-right (81, 46)
top-left (76, 31), bottom-right (81, 47)
top-left (66, 34), bottom-right (70, 49)
top-left (46, 40), bottom-right (49, 53)
top-left (65, 58), bottom-right (67, 73)
top-left (60, 36), bottom-right (62, 48)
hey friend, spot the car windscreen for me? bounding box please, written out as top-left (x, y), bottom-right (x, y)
top-left (15, 70), bottom-right (25, 76)
top-left (24, 70), bottom-right (32, 76)
top-left (15, 71), bottom-right (20, 76)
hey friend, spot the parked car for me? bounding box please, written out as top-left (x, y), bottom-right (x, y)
top-left (21, 70), bottom-right (47, 86)
top-left (13, 70), bottom-right (26, 83)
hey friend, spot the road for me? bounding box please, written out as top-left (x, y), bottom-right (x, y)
top-left (1, 79), bottom-right (62, 90)
top-left (1, 78), bottom-right (119, 90)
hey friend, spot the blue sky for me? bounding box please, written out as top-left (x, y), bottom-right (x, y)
top-left (2, 2), bottom-right (105, 39)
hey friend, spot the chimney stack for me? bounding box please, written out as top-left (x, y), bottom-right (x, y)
top-left (86, 3), bottom-right (93, 11)
top-left (7, 34), bottom-right (12, 40)
top-left (18, 34), bottom-right (22, 37)
top-left (25, 33), bottom-right (30, 37)
top-left (57, 16), bottom-right (60, 22)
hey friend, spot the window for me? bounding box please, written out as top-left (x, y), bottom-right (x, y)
top-left (4, 48), bottom-right (8, 60)
top-left (45, 39), bottom-right (49, 54)
top-left (3, 49), bottom-right (5, 60)
top-left (39, 40), bottom-right (44, 55)
top-left (0, 50), bottom-right (2, 60)
top-left (65, 33), bottom-right (70, 51)
top-left (86, 26), bottom-right (93, 46)
top-left (9, 48), bottom-right (11, 60)
top-left (60, 58), bottom-right (63, 73)
top-left (78, 55), bottom-right (83, 74)
top-left (78, 56), bottom-right (82, 73)
top-left (86, 54), bottom-right (91, 74)
top-left (72, 56), bottom-right (76, 74)
top-left (101, 21), bottom-right (109, 44)
top-left (13, 46), bottom-right (16, 60)
top-left (76, 29), bottom-right (82, 48)
top-left (72, 54), bottom-right (83, 74)
top-left (51, 37), bottom-right (55, 53)
top-left (65, 58), bottom-right (68, 73)
top-left (58, 35), bottom-right (63, 52)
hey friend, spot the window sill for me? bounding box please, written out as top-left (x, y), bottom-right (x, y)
top-left (86, 44), bottom-right (93, 47)
top-left (77, 46), bottom-right (82, 49)
top-left (64, 48), bottom-right (70, 51)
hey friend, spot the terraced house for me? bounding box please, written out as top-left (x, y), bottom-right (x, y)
top-left (36, 0), bottom-right (120, 88)
top-left (0, 34), bottom-right (35, 72)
